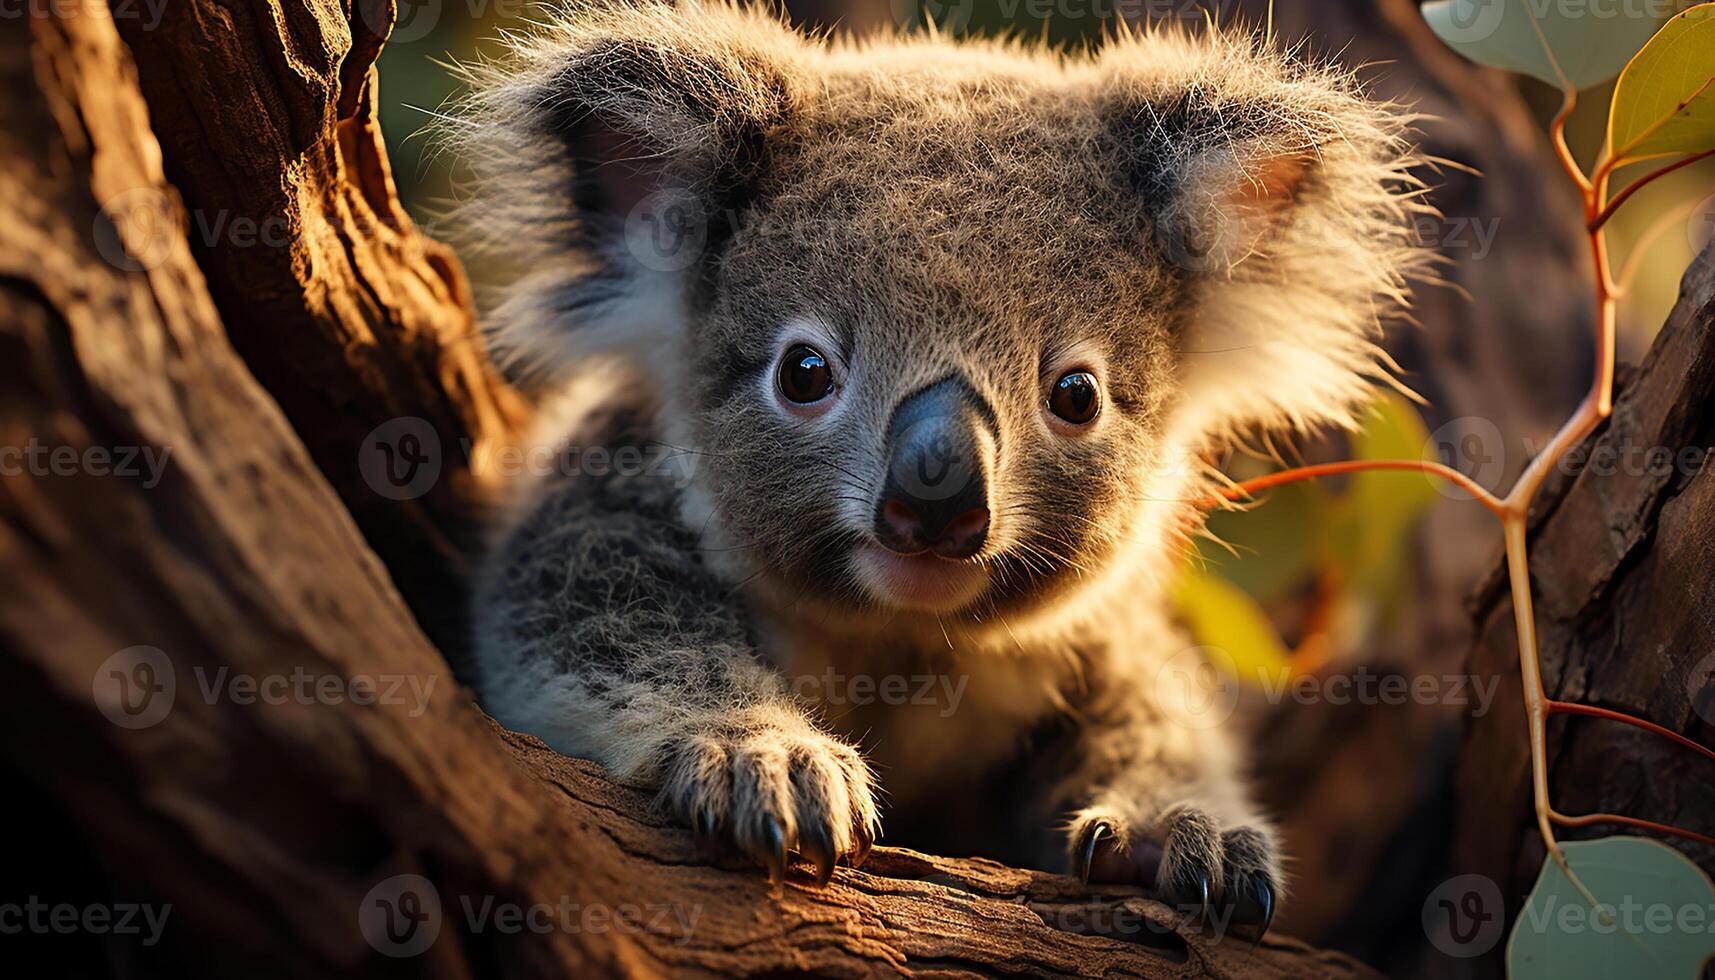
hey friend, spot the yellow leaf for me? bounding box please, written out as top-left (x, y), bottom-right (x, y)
top-left (1172, 568), bottom-right (1294, 690)
top-left (1608, 4), bottom-right (1715, 165)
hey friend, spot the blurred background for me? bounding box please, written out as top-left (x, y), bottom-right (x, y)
top-left (373, 1), bottom-right (1715, 975)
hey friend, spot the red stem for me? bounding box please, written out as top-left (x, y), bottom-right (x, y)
top-left (1550, 810), bottom-right (1715, 848)
top-left (1590, 147), bottom-right (1715, 231)
top-left (1547, 700), bottom-right (1715, 766)
top-left (1214, 459), bottom-right (1507, 517)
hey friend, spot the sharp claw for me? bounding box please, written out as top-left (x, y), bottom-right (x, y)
top-left (1167, 869), bottom-right (1215, 924)
top-left (1074, 820), bottom-right (1113, 884)
top-left (695, 809), bottom-right (718, 839)
top-left (1230, 876), bottom-right (1275, 941)
top-left (849, 824), bottom-right (875, 869)
top-left (802, 823), bottom-right (837, 887)
top-left (762, 816), bottom-right (788, 893)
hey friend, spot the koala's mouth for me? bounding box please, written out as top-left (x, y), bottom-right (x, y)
top-left (851, 543), bottom-right (990, 613)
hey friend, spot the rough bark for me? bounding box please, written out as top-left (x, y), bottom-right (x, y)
top-left (105, 0), bottom-right (531, 660)
top-left (0, 1), bottom-right (1377, 976)
top-left (1454, 242), bottom-right (1715, 974)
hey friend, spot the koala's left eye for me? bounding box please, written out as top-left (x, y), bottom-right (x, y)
top-left (1049, 371), bottom-right (1101, 425)
top-left (778, 344), bottom-right (834, 404)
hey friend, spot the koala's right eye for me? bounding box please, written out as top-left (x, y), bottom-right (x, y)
top-left (777, 345), bottom-right (834, 405)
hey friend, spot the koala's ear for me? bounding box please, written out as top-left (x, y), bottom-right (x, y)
top-left (540, 33), bottom-right (794, 251)
top-left (1100, 38), bottom-right (1425, 443)
top-left (1113, 91), bottom-right (1323, 274)
top-left (453, 3), bottom-right (802, 382)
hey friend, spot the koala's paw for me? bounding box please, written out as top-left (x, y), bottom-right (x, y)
top-left (1068, 804), bottom-right (1281, 936)
top-left (660, 717), bottom-right (880, 889)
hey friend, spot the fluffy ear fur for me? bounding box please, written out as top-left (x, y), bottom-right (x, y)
top-left (1098, 29), bottom-right (1429, 447)
top-left (446, 1), bottom-right (803, 385)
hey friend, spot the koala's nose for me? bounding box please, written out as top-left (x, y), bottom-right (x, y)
top-left (875, 377), bottom-right (994, 560)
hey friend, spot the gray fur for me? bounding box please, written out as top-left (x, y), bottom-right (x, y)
top-left (457, 1), bottom-right (1429, 907)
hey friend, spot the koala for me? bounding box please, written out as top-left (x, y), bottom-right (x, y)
top-left (453, 0), bottom-right (1425, 934)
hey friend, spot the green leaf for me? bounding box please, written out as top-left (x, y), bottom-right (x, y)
top-left (1422, 0), bottom-right (1672, 91)
top-left (1608, 4), bottom-right (1715, 165)
top-left (1334, 394), bottom-right (1440, 573)
top-left (1172, 568), bottom-right (1294, 690)
top-left (1198, 480), bottom-right (1326, 605)
top-left (1350, 395), bottom-right (1438, 511)
top-left (1508, 837), bottom-right (1715, 979)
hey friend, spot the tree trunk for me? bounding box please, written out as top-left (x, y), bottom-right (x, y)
top-left (1454, 242), bottom-right (1715, 974)
top-left (0, 2), bottom-right (1377, 976)
top-left (106, 0), bottom-right (532, 661)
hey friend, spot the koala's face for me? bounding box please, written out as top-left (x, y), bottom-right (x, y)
top-left (683, 89), bottom-right (1181, 618)
top-left (462, 6), bottom-right (1421, 625)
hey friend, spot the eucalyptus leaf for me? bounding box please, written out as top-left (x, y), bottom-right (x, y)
top-left (1199, 481), bottom-right (1324, 604)
top-left (1608, 3), bottom-right (1715, 165)
top-left (1171, 568), bottom-right (1293, 690)
top-left (1422, 0), bottom-right (1672, 91)
top-left (1508, 837), bottom-right (1715, 979)
top-left (1315, 395), bottom-right (1439, 630)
